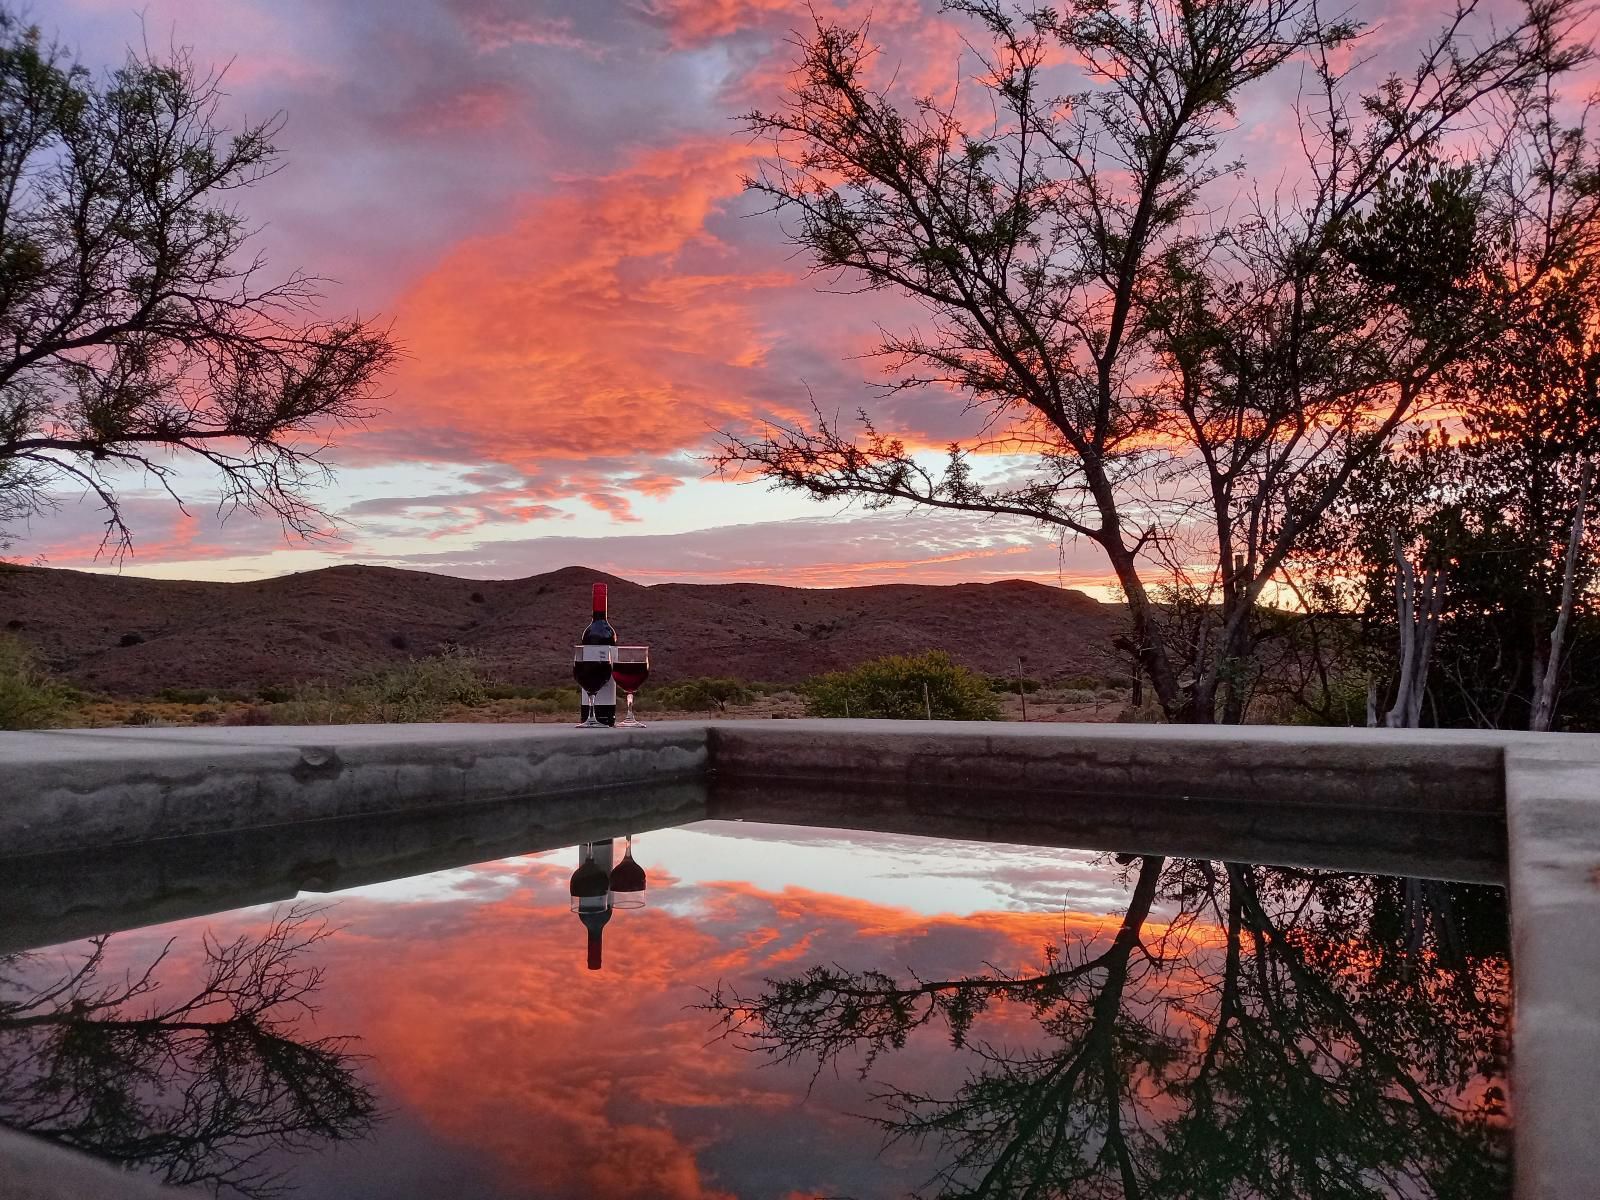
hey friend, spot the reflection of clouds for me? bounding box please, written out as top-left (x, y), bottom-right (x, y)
top-left (33, 827), bottom-right (1145, 1199)
top-left (658, 821), bottom-right (1148, 916)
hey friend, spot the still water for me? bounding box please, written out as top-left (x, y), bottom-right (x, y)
top-left (0, 819), bottom-right (1510, 1199)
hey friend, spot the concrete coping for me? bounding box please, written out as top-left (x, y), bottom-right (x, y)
top-left (0, 718), bottom-right (1596, 1200)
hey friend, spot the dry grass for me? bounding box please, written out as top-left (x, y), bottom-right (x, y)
top-left (66, 684), bottom-right (1130, 728)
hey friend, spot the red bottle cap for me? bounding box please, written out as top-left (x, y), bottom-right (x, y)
top-left (592, 582), bottom-right (607, 611)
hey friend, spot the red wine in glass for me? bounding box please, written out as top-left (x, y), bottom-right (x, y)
top-left (572, 646), bottom-right (613, 729)
top-left (572, 659), bottom-right (613, 694)
top-left (612, 663), bottom-right (649, 693)
top-left (615, 646), bottom-right (649, 727)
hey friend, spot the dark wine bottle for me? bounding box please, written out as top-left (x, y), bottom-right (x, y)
top-left (579, 582), bottom-right (617, 726)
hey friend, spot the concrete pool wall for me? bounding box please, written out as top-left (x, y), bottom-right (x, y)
top-left (0, 719), bottom-right (1596, 1200)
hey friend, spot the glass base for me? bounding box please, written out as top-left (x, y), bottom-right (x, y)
top-left (576, 694), bottom-right (606, 728)
top-left (617, 715), bottom-right (647, 727)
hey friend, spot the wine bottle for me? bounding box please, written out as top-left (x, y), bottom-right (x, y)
top-left (579, 582), bottom-right (617, 725)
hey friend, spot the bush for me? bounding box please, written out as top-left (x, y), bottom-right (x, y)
top-left (257, 683), bottom-right (295, 704)
top-left (988, 674), bottom-right (1042, 694)
top-left (157, 686), bottom-right (229, 705)
top-left (805, 652), bottom-right (1000, 721)
top-left (652, 677), bottom-right (752, 713)
top-left (0, 635), bottom-right (73, 729)
top-left (1061, 673), bottom-right (1116, 691)
top-left (271, 653), bottom-right (488, 725)
top-left (118, 631), bottom-right (146, 648)
top-left (1280, 673), bottom-right (1373, 727)
top-left (482, 683), bottom-right (543, 701)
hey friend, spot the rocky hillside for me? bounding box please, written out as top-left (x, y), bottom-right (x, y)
top-left (0, 563), bottom-right (1128, 697)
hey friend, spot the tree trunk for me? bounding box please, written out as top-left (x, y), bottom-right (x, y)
top-left (1385, 534), bottom-right (1446, 729)
top-left (1531, 459), bottom-right (1592, 732)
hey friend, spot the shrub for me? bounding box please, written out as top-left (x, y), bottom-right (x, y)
top-left (257, 683), bottom-right (295, 703)
top-left (272, 653), bottom-right (488, 725)
top-left (805, 652), bottom-right (1000, 721)
top-left (1279, 673), bottom-right (1373, 727)
top-left (987, 674), bottom-right (1041, 694)
top-left (223, 704), bottom-right (273, 726)
top-left (482, 683), bottom-right (543, 701)
top-left (0, 636), bottom-right (73, 729)
top-left (157, 686), bottom-right (223, 705)
top-left (1057, 688), bottom-right (1099, 704)
top-left (1061, 673), bottom-right (1114, 691)
top-left (118, 631), bottom-right (146, 648)
top-left (652, 677), bottom-right (752, 713)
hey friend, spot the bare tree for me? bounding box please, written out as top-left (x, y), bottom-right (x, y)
top-left (716, 0), bottom-right (1600, 722)
top-left (0, 904), bottom-right (378, 1198)
top-left (702, 858), bottom-right (1511, 1198)
top-left (0, 11), bottom-right (398, 555)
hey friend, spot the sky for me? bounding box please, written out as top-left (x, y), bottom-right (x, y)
top-left (17, 0), bottom-right (1577, 590)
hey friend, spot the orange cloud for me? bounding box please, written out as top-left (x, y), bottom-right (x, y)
top-left (372, 138), bottom-right (799, 483)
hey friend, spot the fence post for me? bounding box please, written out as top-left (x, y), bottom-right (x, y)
top-left (923, 681), bottom-right (932, 720)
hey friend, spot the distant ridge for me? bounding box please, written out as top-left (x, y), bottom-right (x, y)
top-left (0, 562), bottom-right (1126, 696)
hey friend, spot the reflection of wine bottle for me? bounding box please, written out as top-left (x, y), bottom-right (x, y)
top-left (578, 906), bottom-right (611, 971)
top-left (579, 583), bottom-right (617, 726)
top-left (571, 841), bottom-right (614, 972)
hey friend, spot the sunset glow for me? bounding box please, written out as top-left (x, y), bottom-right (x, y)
top-left (22, 0), bottom-right (1600, 593)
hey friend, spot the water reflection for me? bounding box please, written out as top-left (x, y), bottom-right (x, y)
top-left (0, 826), bottom-right (1509, 1199)
top-left (702, 857), bottom-right (1509, 1199)
top-left (0, 904), bottom-right (378, 1198)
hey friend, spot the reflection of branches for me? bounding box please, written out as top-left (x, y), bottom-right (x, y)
top-left (0, 904), bottom-right (379, 1198)
top-left (703, 859), bottom-right (1510, 1199)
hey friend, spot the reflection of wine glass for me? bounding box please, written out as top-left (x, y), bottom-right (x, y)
top-left (610, 833), bottom-right (647, 908)
top-left (613, 646), bottom-right (650, 727)
top-left (572, 645), bottom-right (613, 729)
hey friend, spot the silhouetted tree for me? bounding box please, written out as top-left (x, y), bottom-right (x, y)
top-left (0, 11), bottom-right (397, 554)
top-left (0, 903), bottom-right (379, 1198)
top-left (716, 0), bottom-right (1600, 723)
top-left (703, 858), bottom-right (1509, 1198)
top-left (1295, 260), bottom-right (1600, 730)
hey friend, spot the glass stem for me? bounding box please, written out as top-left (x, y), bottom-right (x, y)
top-left (625, 692), bottom-right (636, 721)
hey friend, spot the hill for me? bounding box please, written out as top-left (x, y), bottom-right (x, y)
top-left (0, 563), bottom-right (1128, 697)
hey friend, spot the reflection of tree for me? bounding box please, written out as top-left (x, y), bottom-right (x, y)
top-left (0, 904), bottom-right (378, 1198)
top-left (704, 859), bottom-right (1509, 1199)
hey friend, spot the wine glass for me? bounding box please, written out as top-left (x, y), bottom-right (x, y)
top-left (572, 645), bottom-right (613, 729)
top-left (613, 646), bottom-right (650, 727)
